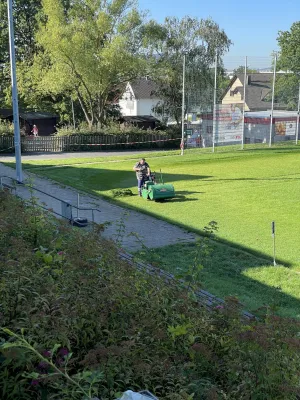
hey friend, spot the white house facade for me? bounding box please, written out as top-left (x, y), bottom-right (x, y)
top-left (119, 78), bottom-right (161, 118)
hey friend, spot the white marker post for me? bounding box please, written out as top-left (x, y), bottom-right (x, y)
top-left (272, 221), bottom-right (276, 266)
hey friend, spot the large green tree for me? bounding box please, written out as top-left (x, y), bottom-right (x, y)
top-left (143, 17), bottom-right (232, 124)
top-left (275, 22), bottom-right (300, 110)
top-left (0, 0), bottom-right (41, 63)
top-left (274, 74), bottom-right (299, 110)
top-left (0, 0), bottom-right (41, 107)
top-left (277, 21), bottom-right (300, 74)
top-left (25, 0), bottom-right (147, 127)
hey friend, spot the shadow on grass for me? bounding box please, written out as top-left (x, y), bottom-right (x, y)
top-left (205, 174), bottom-right (300, 183)
top-left (176, 190), bottom-right (205, 195)
top-left (137, 242), bottom-right (300, 318)
top-left (155, 196), bottom-right (199, 203)
top-left (19, 162), bottom-right (213, 189)
top-left (155, 190), bottom-right (205, 203)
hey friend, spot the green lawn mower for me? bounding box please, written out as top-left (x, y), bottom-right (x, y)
top-left (141, 170), bottom-right (175, 201)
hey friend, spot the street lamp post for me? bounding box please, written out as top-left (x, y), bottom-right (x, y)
top-left (181, 54), bottom-right (186, 156)
top-left (269, 52), bottom-right (277, 148)
top-left (296, 82), bottom-right (300, 145)
top-left (212, 52), bottom-right (218, 153)
top-left (7, 0), bottom-right (23, 183)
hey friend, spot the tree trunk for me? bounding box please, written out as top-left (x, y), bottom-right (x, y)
top-left (77, 90), bottom-right (94, 127)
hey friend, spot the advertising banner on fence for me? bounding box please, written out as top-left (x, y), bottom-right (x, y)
top-left (275, 121), bottom-right (296, 136)
top-left (214, 104), bottom-right (243, 143)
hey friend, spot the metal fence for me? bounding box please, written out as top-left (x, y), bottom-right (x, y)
top-left (0, 133), bottom-right (181, 153)
top-left (182, 55), bottom-right (300, 150)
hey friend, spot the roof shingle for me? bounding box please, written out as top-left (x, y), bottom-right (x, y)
top-left (130, 78), bottom-right (158, 99)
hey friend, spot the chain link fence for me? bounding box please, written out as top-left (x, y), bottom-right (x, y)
top-left (179, 55), bottom-right (300, 150)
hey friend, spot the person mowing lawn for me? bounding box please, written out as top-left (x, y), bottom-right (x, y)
top-left (133, 158), bottom-right (150, 197)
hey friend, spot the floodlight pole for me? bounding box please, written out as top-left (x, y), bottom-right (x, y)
top-left (7, 0), bottom-right (23, 183)
top-left (241, 56), bottom-right (247, 150)
top-left (269, 53), bottom-right (277, 148)
top-left (181, 54), bottom-right (186, 156)
top-left (212, 52), bottom-right (218, 153)
top-left (296, 82), bottom-right (300, 145)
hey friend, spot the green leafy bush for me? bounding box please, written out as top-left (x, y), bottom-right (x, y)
top-left (0, 191), bottom-right (300, 399)
top-left (0, 120), bottom-right (14, 136)
top-left (56, 122), bottom-right (149, 136)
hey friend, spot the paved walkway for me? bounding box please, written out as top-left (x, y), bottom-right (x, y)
top-left (0, 163), bottom-right (196, 252)
top-left (0, 149), bottom-right (160, 162)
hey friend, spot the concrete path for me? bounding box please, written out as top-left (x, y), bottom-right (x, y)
top-left (0, 163), bottom-right (196, 252)
top-left (0, 149), bottom-right (160, 162)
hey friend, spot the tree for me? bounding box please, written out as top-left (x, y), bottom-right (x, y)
top-left (0, 0), bottom-right (41, 62)
top-left (233, 66), bottom-right (258, 75)
top-left (275, 74), bottom-right (299, 110)
top-left (143, 17), bottom-right (232, 124)
top-left (277, 21), bottom-right (300, 74)
top-left (275, 22), bottom-right (300, 110)
top-left (0, 0), bottom-right (42, 107)
top-left (25, 0), bottom-right (147, 127)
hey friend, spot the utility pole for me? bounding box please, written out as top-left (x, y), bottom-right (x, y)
top-left (212, 52), bottom-right (218, 153)
top-left (181, 54), bottom-right (186, 156)
top-left (241, 56), bottom-right (247, 150)
top-left (7, 0), bottom-right (23, 183)
top-left (269, 52), bottom-right (277, 148)
top-left (296, 82), bottom-right (300, 145)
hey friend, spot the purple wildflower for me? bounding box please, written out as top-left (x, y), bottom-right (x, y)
top-left (37, 361), bottom-right (50, 375)
top-left (31, 379), bottom-right (39, 386)
top-left (42, 350), bottom-right (51, 358)
top-left (58, 347), bottom-right (69, 356)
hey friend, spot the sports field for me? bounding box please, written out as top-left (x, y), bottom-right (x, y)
top-left (13, 144), bottom-right (300, 317)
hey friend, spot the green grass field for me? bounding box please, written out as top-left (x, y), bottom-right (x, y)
top-left (10, 143), bottom-right (300, 317)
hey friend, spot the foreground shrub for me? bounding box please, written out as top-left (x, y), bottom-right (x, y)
top-left (0, 191), bottom-right (300, 399)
